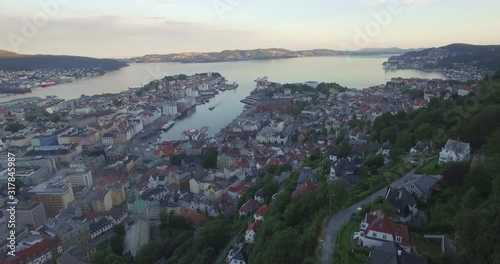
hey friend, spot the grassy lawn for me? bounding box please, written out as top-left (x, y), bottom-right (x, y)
top-left (335, 221), bottom-right (368, 264)
top-left (412, 234), bottom-right (442, 257)
top-left (416, 159), bottom-right (443, 175)
top-left (339, 221), bottom-right (359, 249)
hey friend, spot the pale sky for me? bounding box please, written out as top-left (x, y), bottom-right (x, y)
top-left (0, 0), bottom-right (499, 58)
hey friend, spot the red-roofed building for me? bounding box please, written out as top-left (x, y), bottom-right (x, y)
top-left (239, 198), bottom-right (258, 216)
top-left (0, 237), bottom-right (63, 264)
top-left (356, 210), bottom-right (412, 252)
top-left (254, 204), bottom-right (271, 221)
top-left (291, 181), bottom-right (318, 201)
top-left (181, 208), bottom-right (206, 226)
top-left (245, 220), bottom-right (262, 243)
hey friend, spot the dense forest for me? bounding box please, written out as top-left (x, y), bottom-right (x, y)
top-left (368, 70), bottom-right (500, 263)
top-left (396, 43), bottom-right (500, 71)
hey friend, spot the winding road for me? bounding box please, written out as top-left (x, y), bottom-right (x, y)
top-left (321, 168), bottom-right (417, 264)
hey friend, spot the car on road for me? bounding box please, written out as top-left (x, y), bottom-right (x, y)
top-left (356, 207), bottom-right (363, 213)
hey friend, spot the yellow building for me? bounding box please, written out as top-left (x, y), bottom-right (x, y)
top-left (110, 184), bottom-right (126, 206)
top-left (91, 190), bottom-right (113, 212)
top-left (29, 179), bottom-right (75, 217)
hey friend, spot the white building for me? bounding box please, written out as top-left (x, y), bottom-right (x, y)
top-left (355, 210), bottom-right (412, 253)
top-left (89, 217), bottom-right (114, 240)
top-left (67, 169), bottom-right (93, 188)
top-left (438, 139), bottom-right (470, 164)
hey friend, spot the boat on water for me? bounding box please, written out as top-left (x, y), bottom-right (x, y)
top-left (161, 120), bottom-right (175, 131)
top-left (209, 106), bottom-right (215, 110)
top-left (40, 82), bottom-right (56, 88)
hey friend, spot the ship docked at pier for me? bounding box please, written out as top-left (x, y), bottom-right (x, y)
top-left (161, 121), bottom-right (175, 132)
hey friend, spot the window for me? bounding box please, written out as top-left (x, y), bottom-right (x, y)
top-left (382, 235), bottom-right (387, 239)
top-left (396, 236), bottom-right (402, 242)
top-left (372, 232), bottom-right (377, 237)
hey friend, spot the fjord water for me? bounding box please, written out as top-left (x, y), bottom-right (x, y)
top-left (2, 56), bottom-right (445, 140)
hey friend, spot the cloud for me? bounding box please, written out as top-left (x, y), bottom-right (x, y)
top-left (0, 15), bottom-right (257, 57)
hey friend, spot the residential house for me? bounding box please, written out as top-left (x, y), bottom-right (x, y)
top-left (254, 204), bottom-right (271, 222)
top-left (254, 189), bottom-right (265, 204)
top-left (296, 167), bottom-right (317, 186)
top-left (384, 187), bottom-right (418, 222)
top-left (369, 242), bottom-right (428, 264)
top-left (292, 181), bottom-right (318, 201)
top-left (239, 198), bottom-right (258, 217)
top-left (438, 139), bottom-right (470, 164)
top-left (379, 141), bottom-right (392, 156)
top-left (226, 243), bottom-right (248, 264)
top-left (244, 220), bottom-right (262, 244)
top-left (330, 158), bottom-right (358, 182)
top-left (274, 171), bottom-right (291, 185)
top-left (403, 174), bottom-right (441, 201)
top-left (355, 210), bottom-right (412, 253)
top-left (410, 141), bottom-right (430, 154)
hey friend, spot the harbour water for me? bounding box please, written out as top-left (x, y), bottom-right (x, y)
top-left (0, 56), bottom-right (446, 140)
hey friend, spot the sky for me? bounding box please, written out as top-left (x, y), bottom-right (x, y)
top-left (0, 0), bottom-right (499, 58)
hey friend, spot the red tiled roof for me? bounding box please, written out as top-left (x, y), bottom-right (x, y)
top-left (239, 198), bottom-right (258, 213)
top-left (1, 237), bottom-right (61, 264)
top-left (255, 204), bottom-right (271, 217)
top-left (364, 210), bottom-right (412, 247)
top-left (181, 208), bottom-right (206, 226)
top-left (246, 220), bottom-right (262, 233)
top-left (292, 181), bottom-right (318, 200)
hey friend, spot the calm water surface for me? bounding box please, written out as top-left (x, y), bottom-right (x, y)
top-left (1, 56), bottom-right (445, 140)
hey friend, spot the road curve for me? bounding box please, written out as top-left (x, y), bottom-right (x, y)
top-left (321, 169), bottom-right (416, 264)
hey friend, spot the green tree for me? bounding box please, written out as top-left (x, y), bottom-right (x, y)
top-left (442, 162), bottom-right (469, 187)
top-left (262, 180), bottom-right (279, 203)
top-left (5, 122), bottom-right (24, 132)
top-left (364, 154), bottom-right (384, 168)
top-left (415, 123), bottom-right (433, 141)
top-left (279, 163), bottom-right (292, 173)
top-left (380, 126), bottom-right (399, 144)
top-left (136, 241), bottom-right (162, 264)
top-left (113, 224), bottom-right (125, 236)
top-left (461, 187), bottom-right (481, 209)
top-left (201, 148), bottom-right (218, 169)
top-left (337, 140), bottom-right (352, 159)
top-left (261, 228), bottom-right (301, 264)
top-left (358, 165), bottom-right (370, 178)
top-left (170, 153), bottom-right (185, 166)
top-left (395, 129), bottom-right (412, 151)
top-left (109, 235), bottom-right (124, 255)
top-left (335, 131), bottom-right (346, 144)
top-left (484, 128), bottom-right (500, 157)
top-left (92, 249), bottom-right (126, 264)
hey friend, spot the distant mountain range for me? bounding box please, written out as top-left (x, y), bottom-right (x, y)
top-left (1, 44), bottom-right (498, 70)
top-left (124, 48), bottom-right (424, 63)
top-left (0, 49), bottom-right (128, 71)
top-left (387, 43), bottom-right (500, 71)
